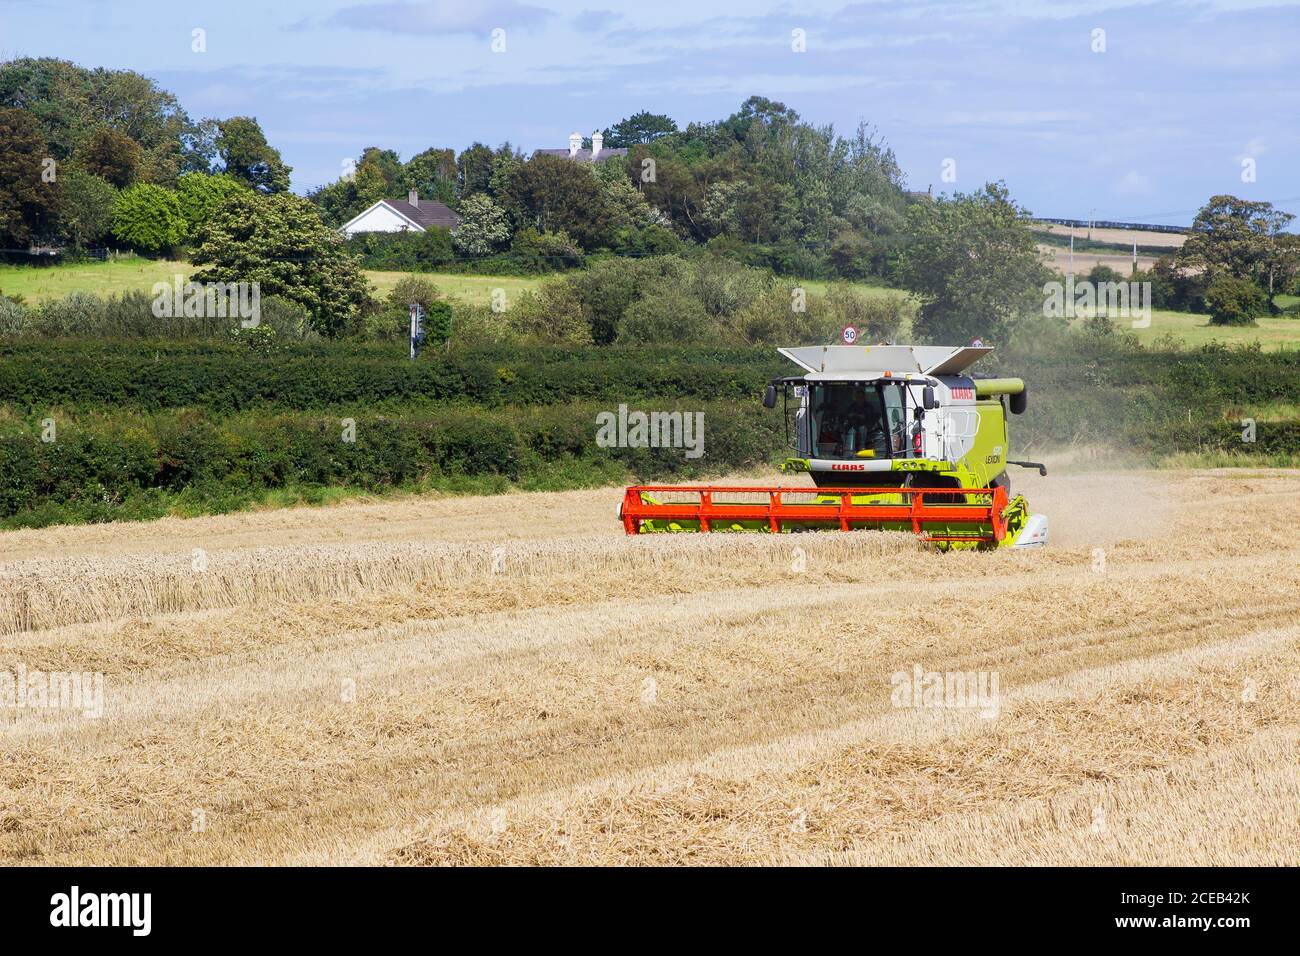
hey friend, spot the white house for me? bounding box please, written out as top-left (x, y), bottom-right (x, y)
top-left (533, 131), bottom-right (629, 164)
top-left (340, 190), bottom-right (461, 237)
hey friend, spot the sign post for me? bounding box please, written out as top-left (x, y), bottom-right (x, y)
top-left (409, 303), bottom-right (425, 360)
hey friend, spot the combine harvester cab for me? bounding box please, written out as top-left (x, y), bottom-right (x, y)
top-left (620, 345), bottom-right (1049, 550)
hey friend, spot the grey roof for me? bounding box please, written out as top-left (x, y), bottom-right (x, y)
top-left (385, 198), bottom-right (460, 230)
top-left (533, 147), bottom-right (629, 164)
top-left (778, 345), bottom-right (993, 378)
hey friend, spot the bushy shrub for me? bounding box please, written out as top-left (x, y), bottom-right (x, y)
top-left (1137, 257), bottom-right (1210, 313)
top-left (6, 289), bottom-right (316, 339)
top-left (448, 303), bottom-right (511, 345)
top-left (345, 228), bottom-right (455, 271)
top-left (0, 296), bottom-right (28, 336)
top-left (509, 284), bottom-right (594, 345)
top-left (1206, 275), bottom-right (1269, 326)
top-left (617, 285), bottom-right (715, 344)
top-left (509, 228), bottom-right (584, 272)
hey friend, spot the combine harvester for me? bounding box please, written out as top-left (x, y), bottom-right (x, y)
top-left (620, 345), bottom-right (1049, 549)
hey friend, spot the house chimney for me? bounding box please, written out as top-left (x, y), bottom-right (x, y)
top-left (408, 189), bottom-right (418, 208)
top-left (568, 131), bottom-right (582, 158)
top-left (591, 131), bottom-right (603, 159)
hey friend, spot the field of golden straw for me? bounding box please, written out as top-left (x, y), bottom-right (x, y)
top-left (1, 464), bottom-right (1298, 866)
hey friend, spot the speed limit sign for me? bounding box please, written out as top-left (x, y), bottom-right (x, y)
top-left (841, 325), bottom-right (859, 345)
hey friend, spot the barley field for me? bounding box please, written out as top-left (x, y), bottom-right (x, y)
top-left (1, 465), bottom-right (1297, 866)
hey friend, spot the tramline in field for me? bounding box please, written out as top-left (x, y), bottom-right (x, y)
top-left (620, 344), bottom-right (1050, 548)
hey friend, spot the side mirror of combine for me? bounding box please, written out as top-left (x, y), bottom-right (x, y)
top-left (922, 385), bottom-right (938, 410)
top-left (1010, 388), bottom-right (1028, 415)
top-left (763, 384), bottom-right (778, 409)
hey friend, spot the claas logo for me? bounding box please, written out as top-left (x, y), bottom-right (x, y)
top-left (949, 387), bottom-right (975, 400)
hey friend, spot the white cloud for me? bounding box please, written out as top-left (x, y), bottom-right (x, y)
top-left (330, 0), bottom-right (553, 35)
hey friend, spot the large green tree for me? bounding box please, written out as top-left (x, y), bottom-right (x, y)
top-left (76, 127), bottom-right (142, 187)
top-left (456, 143), bottom-right (494, 199)
top-left (216, 116), bottom-right (291, 193)
top-left (402, 147), bottom-right (457, 205)
top-left (0, 58), bottom-right (191, 184)
top-left (191, 192), bottom-right (373, 336)
top-left (308, 152), bottom-right (389, 226)
top-left (175, 172), bottom-right (248, 239)
top-left (498, 154), bottom-right (613, 250)
top-left (56, 168), bottom-right (117, 248)
top-left (897, 182), bottom-right (1051, 345)
top-left (0, 107), bottom-right (61, 247)
top-left (112, 182), bottom-right (184, 254)
top-left (601, 111), bottom-right (678, 147)
top-left (1177, 195), bottom-right (1296, 297)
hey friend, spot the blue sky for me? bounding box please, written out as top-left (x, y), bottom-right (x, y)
top-left (3, 0), bottom-right (1297, 225)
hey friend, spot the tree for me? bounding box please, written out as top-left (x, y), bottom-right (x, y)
top-left (1178, 195), bottom-right (1295, 295)
top-left (0, 107), bottom-right (60, 247)
top-left (191, 192), bottom-right (373, 336)
top-left (0, 58), bottom-right (192, 182)
top-left (897, 182), bottom-right (1051, 345)
top-left (456, 142), bottom-right (494, 199)
top-left (216, 116), bottom-right (291, 193)
top-left (181, 117), bottom-right (221, 174)
top-left (175, 172), bottom-right (247, 239)
top-left (602, 111), bottom-right (678, 147)
top-left (625, 147), bottom-right (727, 242)
top-left (498, 154), bottom-right (613, 250)
top-left (112, 183), bottom-right (184, 254)
top-left (77, 128), bottom-right (142, 187)
top-left (452, 194), bottom-right (510, 256)
top-left (307, 146), bottom-right (411, 226)
top-left (56, 168), bottom-right (117, 248)
top-left (402, 147), bottom-right (457, 205)
top-left (359, 147), bottom-right (402, 191)
top-left (1205, 274), bottom-right (1269, 326)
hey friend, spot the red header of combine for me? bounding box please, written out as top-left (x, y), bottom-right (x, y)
top-left (620, 485), bottom-right (1009, 544)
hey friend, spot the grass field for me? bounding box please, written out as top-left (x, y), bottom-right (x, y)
top-left (5, 258), bottom-right (1300, 350)
top-left (1, 464), bottom-right (1297, 865)
top-left (0, 258), bottom-right (192, 303)
top-left (363, 270), bottom-right (545, 307)
top-left (0, 258), bottom-right (546, 310)
top-left (1114, 307), bottom-right (1300, 350)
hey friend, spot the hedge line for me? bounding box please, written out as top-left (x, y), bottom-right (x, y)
top-left (0, 342), bottom-right (787, 411)
top-left (4, 339), bottom-right (1298, 413)
top-left (0, 402), bottom-right (783, 523)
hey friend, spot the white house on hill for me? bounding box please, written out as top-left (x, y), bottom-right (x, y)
top-left (533, 131), bottom-right (629, 164)
top-left (340, 190), bottom-right (460, 237)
